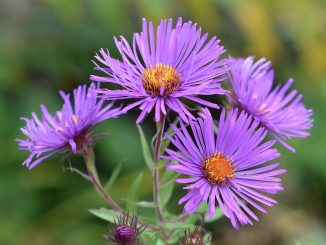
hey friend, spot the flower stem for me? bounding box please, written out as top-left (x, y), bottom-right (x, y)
top-left (82, 148), bottom-right (163, 233)
top-left (83, 148), bottom-right (124, 213)
top-left (153, 114), bottom-right (166, 222)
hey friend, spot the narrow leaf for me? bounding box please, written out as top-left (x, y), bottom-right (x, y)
top-left (158, 170), bottom-right (179, 207)
top-left (120, 199), bottom-right (156, 209)
top-left (126, 173), bottom-right (144, 212)
top-left (137, 125), bottom-right (153, 172)
top-left (158, 179), bottom-right (174, 206)
top-left (156, 159), bottom-right (167, 170)
top-left (160, 170), bottom-right (179, 185)
top-left (160, 118), bottom-right (178, 154)
top-left (104, 162), bottom-right (122, 192)
top-left (64, 167), bottom-right (90, 181)
top-left (137, 201), bottom-right (156, 208)
top-left (88, 208), bottom-right (119, 223)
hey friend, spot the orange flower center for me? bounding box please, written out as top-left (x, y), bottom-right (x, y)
top-left (203, 153), bottom-right (235, 185)
top-left (141, 64), bottom-right (181, 96)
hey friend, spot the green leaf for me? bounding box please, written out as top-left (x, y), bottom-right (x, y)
top-left (120, 199), bottom-right (156, 209)
top-left (88, 208), bottom-right (119, 223)
top-left (160, 170), bottom-right (179, 185)
top-left (104, 162), bottom-right (122, 192)
top-left (158, 179), bottom-right (174, 207)
top-left (137, 125), bottom-right (153, 172)
top-left (137, 201), bottom-right (156, 208)
top-left (160, 118), bottom-right (178, 154)
top-left (156, 159), bottom-right (167, 170)
top-left (157, 170), bottom-right (179, 207)
top-left (126, 173), bottom-right (143, 212)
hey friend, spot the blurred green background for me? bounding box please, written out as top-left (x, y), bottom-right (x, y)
top-left (1, 0), bottom-right (325, 244)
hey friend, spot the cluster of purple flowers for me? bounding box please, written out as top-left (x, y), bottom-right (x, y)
top-left (18, 18), bottom-right (312, 230)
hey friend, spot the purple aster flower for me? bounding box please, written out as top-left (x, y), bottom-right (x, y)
top-left (228, 56), bottom-right (313, 153)
top-left (164, 108), bottom-right (285, 229)
top-left (91, 17), bottom-right (228, 123)
top-left (17, 83), bottom-right (122, 169)
top-left (104, 213), bottom-right (146, 245)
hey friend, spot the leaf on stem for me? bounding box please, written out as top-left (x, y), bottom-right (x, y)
top-left (158, 170), bottom-right (180, 207)
top-left (158, 183), bottom-right (173, 207)
top-left (158, 182), bottom-right (173, 207)
top-left (104, 162), bottom-right (122, 192)
top-left (156, 159), bottom-right (167, 170)
top-left (126, 173), bottom-right (144, 212)
top-left (160, 118), bottom-right (178, 155)
top-left (88, 208), bottom-right (120, 223)
top-left (160, 170), bottom-right (180, 185)
top-left (64, 166), bottom-right (91, 182)
top-left (137, 125), bottom-right (154, 172)
top-left (120, 199), bottom-right (156, 209)
top-left (137, 201), bottom-right (156, 208)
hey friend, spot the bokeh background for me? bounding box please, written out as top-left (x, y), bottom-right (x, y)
top-left (1, 0), bottom-right (326, 244)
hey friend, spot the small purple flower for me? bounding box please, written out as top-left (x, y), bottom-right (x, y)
top-left (17, 84), bottom-right (122, 169)
top-left (228, 56), bottom-right (313, 153)
top-left (164, 108), bottom-right (285, 229)
top-left (91, 17), bottom-right (228, 124)
top-left (105, 214), bottom-right (146, 245)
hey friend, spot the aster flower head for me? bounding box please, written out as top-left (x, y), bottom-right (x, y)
top-left (164, 108), bottom-right (286, 229)
top-left (228, 56), bottom-right (313, 153)
top-left (91, 17), bottom-right (228, 123)
top-left (17, 83), bottom-right (123, 169)
top-left (104, 214), bottom-right (146, 245)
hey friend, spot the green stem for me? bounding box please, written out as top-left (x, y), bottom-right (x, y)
top-left (83, 148), bottom-right (124, 213)
top-left (153, 114), bottom-right (166, 222)
top-left (83, 148), bottom-right (162, 233)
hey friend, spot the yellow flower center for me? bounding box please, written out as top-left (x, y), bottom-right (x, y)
top-left (64, 115), bottom-right (78, 127)
top-left (141, 64), bottom-right (181, 96)
top-left (72, 115), bottom-right (78, 125)
top-left (203, 153), bottom-right (235, 185)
